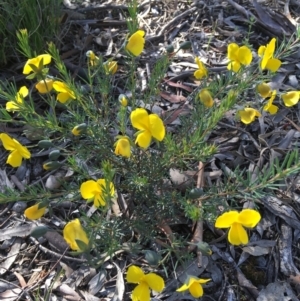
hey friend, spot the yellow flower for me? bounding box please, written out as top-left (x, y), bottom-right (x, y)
top-left (281, 91), bottom-right (300, 107)
top-left (258, 38), bottom-right (281, 72)
top-left (23, 54), bottom-right (52, 75)
top-left (53, 81), bottom-right (76, 103)
top-left (86, 50), bottom-right (99, 66)
top-left (0, 133), bottom-right (31, 167)
top-left (263, 91), bottom-right (278, 114)
top-left (126, 30), bottom-right (145, 56)
top-left (104, 61), bottom-right (118, 74)
top-left (257, 82), bottom-right (272, 98)
top-left (80, 179), bottom-right (115, 207)
top-left (126, 265), bottom-right (165, 301)
top-left (194, 57), bottom-right (208, 79)
top-left (119, 95), bottom-right (128, 107)
top-left (24, 203), bottom-right (46, 220)
top-left (63, 219), bottom-right (89, 251)
top-left (215, 209), bottom-right (261, 245)
top-left (114, 136), bottom-right (131, 158)
top-left (227, 43), bottom-right (252, 72)
top-left (199, 89), bottom-right (214, 108)
top-left (6, 86), bottom-right (28, 112)
top-left (238, 108), bottom-right (261, 124)
top-left (177, 276), bottom-right (210, 298)
top-left (130, 108), bottom-right (165, 149)
top-left (35, 78), bottom-right (54, 94)
top-left (72, 123), bottom-right (87, 136)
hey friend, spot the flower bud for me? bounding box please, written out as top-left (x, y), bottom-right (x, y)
top-left (43, 161), bottom-right (62, 170)
top-left (49, 149), bottom-right (61, 160)
top-left (118, 94), bottom-right (128, 107)
top-left (72, 123), bottom-right (87, 136)
top-left (30, 226), bottom-right (49, 238)
top-left (165, 44), bottom-right (175, 53)
top-left (38, 140), bottom-right (54, 149)
top-left (179, 41), bottom-right (192, 50)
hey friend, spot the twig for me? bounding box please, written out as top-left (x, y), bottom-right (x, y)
top-left (218, 121), bottom-right (261, 152)
top-left (147, 6), bottom-right (197, 42)
top-left (188, 162), bottom-right (205, 267)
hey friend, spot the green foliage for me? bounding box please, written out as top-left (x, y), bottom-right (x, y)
top-left (0, 0), bottom-right (62, 65)
top-left (1, 4), bottom-right (300, 277)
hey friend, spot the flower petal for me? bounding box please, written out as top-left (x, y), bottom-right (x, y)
top-left (282, 91), bottom-right (300, 107)
top-left (176, 283), bottom-right (190, 292)
top-left (36, 79), bottom-right (54, 94)
top-left (7, 150), bottom-right (23, 167)
top-left (227, 61), bottom-right (241, 73)
top-left (14, 139), bottom-right (31, 158)
top-left (96, 179), bottom-right (115, 197)
top-left (265, 58), bottom-right (281, 72)
top-left (24, 204), bottom-right (46, 220)
top-left (115, 137), bottom-right (131, 158)
top-left (57, 92), bottom-right (71, 103)
top-left (19, 86), bottom-right (29, 98)
top-left (189, 282), bottom-right (203, 298)
top-left (135, 131), bottom-right (152, 149)
top-left (257, 82), bottom-right (271, 98)
top-left (126, 30), bottom-right (145, 56)
top-left (130, 108), bottom-right (150, 132)
top-left (215, 211), bottom-right (239, 228)
top-left (149, 114), bottom-right (165, 142)
top-left (6, 101), bottom-right (20, 112)
top-left (238, 46), bottom-right (252, 65)
top-left (126, 266), bottom-right (145, 283)
top-left (144, 273), bottom-right (165, 292)
top-left (37, 54), bottom-right (52, 66)
top-left (258, 45), bottom-right (266, 57)
top-left (239, 108), bottom-right (261, 124)
top-left (63, 219), bottom-right (89, 251)
top-left (237, 209), bottom-right (261, 228)
top-left (228, 222), bottom-right (248, 245)
top-left (227, 43), bottom-right (239, 61)
top-left (131, 282), bottom-right (150, 301)
top-left (80, 180), bottom-right (100, 200)
top-left (199, 89), bottom-right (214, 108)
top-left (0, 133), bottom-right (16, 151)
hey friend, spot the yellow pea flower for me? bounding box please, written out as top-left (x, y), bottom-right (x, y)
top-left (194, 57), bottom-right (208, 79)
top-left (114, 136), bottom-right (131, 158)
top-left (130, 108), bottom-right (165, 149)
top-left (53, 81), bottom-right (76, 103)
top-left (126, 30), bottom-right (145, 56)
top-left (80, 179), bottom-right (115, 207)
top-left (281, 91), bottom-right (300, 107)
top-left (104, 60), bottom-right (118, 75)
top-left (263, 91), bottom-right (278, 114)
top-left (0, 133), bottom-right (31, 167)
top-left (126, 265), bottom-right (165, 301)
top-left (23, 54), bottom-right (52, 75)
top-left (63, 219), bottom-right (89, 251)
top-left (257, 82), bottom-right (272, 98)
top-left (199, 89), bottom-right (214, 108)
top-left (227, 43), bottom-right (252, 72)
top-left (177, 276), bottom-right (210, 298)
top-left (258, 38), bottom-right (281, 72)
top-left (215, 209), bottom-right (261, 245)
top-left (119, 94), bottom-right (128, 107)
top-left (238, 108), bottom-right (261, 124)
top-left (6, 86), bottom-right (28, 112)
top-left (24, 203), bottom-right (46, 220)
top-left (35, 78), bottom-right (54, 94)
top-left (86, 50), bottom-right (99, 66)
